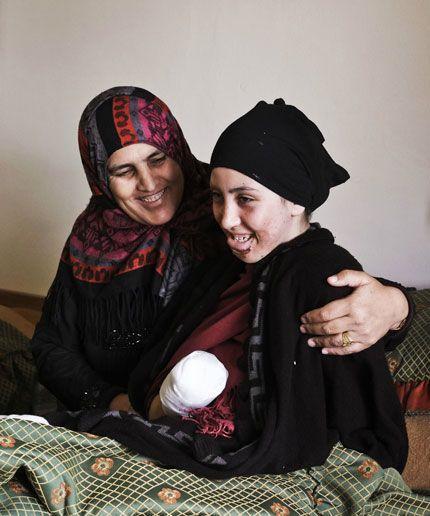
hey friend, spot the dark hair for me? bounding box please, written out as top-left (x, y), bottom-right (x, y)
top-left (304, 207), bottom-right (313, 222)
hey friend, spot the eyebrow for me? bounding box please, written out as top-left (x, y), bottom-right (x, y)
top-left (210, 186), bottom-right (259, 194)
top-left (108, 150), bottom-right (164, 172)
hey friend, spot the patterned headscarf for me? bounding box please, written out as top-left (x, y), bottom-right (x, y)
top-left (62, 86), bottom-right (210, 285)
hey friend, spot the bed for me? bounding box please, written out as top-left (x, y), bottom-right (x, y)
top-left (0, 291), bottom-right (429, 514)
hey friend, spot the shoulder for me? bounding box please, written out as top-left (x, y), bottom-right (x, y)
top-left (296, 241), bottom-right (362, 276)
top-left (276, 232), bottom-right (362, 280)
top-left (269, 233), bottom-right (363, 310)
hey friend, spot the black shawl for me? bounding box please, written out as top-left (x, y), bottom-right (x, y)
top-left (50, 226), bottom-right (408, 478)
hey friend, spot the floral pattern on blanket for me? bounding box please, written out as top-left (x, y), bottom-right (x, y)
top-left (0, 418), bottom-right (429, 515)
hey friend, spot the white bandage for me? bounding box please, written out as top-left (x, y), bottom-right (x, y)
top-left (159, 350), bottom-right (228, 417)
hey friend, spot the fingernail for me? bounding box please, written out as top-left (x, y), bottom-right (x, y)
top-left (308, 339), bottom-right (315, 347)
top-left (321, 348), bottom-right (328, 354)
top-left (329, 275), bottom-right (338, 283)
top-left (300, 325), bottom-right (306, 333)
top-left (300, 316), bottom-right (307, 323)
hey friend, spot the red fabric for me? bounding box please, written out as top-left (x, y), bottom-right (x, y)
top-left (147, 266), bottom-right (253, 433)
top-left (113, 95), bottom-right (138, 146)
top-left (167, 269), bottom-right (252, 390)
top-left (165, 266), bottom-right (253, 388)
top-left (395, 380), bottom-right (430, 412)
top-left (185, 395), bottom-right (236, 438)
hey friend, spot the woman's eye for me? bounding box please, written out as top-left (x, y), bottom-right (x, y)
top-left (111, 168), bottom-right (133, 178)
top-left (238, 196), bottom-right (253, 205)
top-left (211, 191), bottom-right (222, 202)
top-left (150, 155), bottom-right (166, 166)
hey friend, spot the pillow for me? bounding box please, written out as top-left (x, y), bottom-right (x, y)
top-left (0, 306), bottom-right (37, 414)
top-left (386, 288), bottom-right (430, 413)
top-left (385, 289), bottom-right (430, 492)
top-left (402, 414), bottom-right (430, 493)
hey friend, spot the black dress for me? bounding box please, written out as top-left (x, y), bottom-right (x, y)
top-left (62, 226), bottom-right (410, 478)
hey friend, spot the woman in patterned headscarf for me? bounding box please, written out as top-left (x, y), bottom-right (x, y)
top-left (30, 86), bottom-right (219, 412)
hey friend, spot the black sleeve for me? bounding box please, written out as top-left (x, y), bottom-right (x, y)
top-left (375, 277), bottom-right (415, 351)
top-left (30, 277), bottom-right (124, 410)
top-left (268, 251), bottom-right (407, 471)
top-left (301, 265), bottom-right (407, 471)
top-left (300, 256), bottom-right (409, 353)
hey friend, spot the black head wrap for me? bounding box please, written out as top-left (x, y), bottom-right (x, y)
top-left (210, 99), bottom-right (349, 211)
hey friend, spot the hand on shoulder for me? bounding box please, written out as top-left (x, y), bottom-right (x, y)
top-left (300, 270), bottom-right (409, 355)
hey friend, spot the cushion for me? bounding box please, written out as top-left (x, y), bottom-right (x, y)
top-left (386, 288), bottom-right (430, 413)
top-left (385, 289), bottom-right (430, 492)
top-left (0, 307), bottom-right (37, 414)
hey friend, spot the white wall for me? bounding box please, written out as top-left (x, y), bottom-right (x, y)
top-left (1, 0), bottom-right (429, 295)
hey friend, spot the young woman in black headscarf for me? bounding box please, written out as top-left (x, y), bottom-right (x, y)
top-left (72, 99), bottom-right (410, 478)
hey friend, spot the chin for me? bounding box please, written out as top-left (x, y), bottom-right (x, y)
top-left (238, 256), bottom-right (256, 264)
top-left (143, 212), bottom-right (174, 226)
top-left (232, 245), bottom-right (273, 264)
top-left (133, 205), bottom-right (177, 226)
top-left (231, 250), bottom-right (258, 264)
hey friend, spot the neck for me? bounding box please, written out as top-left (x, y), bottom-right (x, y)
top-left (285, 217), bottom-right (310, 243)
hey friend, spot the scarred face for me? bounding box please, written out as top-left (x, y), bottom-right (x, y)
top-left (107, 142), bottom-right (184, 226)
top-left (211, 167), bottom-right (309, 263)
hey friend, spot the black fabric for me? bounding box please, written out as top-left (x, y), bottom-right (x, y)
top-left (95, 98), bottom-right (122, 157)
top-left (210, 99), bottom-right (349, 211)
top-left (54, 226), bottom-right (408, 478)
top-left (31, 261), bottom-right (161, 410)
top-left (31, 217), bottom-right (223, 411)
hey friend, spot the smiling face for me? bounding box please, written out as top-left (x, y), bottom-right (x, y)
top-left (107, 143), bottom-right (184, 226)
top-left (211, 168), bottom-right (309, 263)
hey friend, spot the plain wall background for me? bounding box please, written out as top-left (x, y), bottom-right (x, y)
top-left (1, 0), bottom-right (429, 296)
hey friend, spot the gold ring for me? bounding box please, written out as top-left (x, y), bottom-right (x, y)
top-left (342, 331), bottom-right (352, 347)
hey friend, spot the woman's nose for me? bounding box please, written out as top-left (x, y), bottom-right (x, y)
top-left (135, 166), bottom-right (156, 192)
top-left (220, 202), bottom-right (241, 230)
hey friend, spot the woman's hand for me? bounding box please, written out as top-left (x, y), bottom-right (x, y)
top-left (300, 270), bottom-right (409, 355)
top-left (109, 393), bottom-right (136, 413)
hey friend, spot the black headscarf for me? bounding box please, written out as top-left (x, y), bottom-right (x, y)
top-left (210, 99), bottom-right (349, 211)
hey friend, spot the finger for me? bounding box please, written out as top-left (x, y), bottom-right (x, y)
top-left (301, 299), bottom-right (351, 323)
top-left (307, 331), bottom-right (357, 348)
top-left (300, 316), bottom-right (355, 336)
top-left (320, 342), bottom-right (368, 355)
top-left (327, 269), bottom-right (372, 288)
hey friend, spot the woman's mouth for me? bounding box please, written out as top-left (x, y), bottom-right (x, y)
top-left (226, 233), bottom-right (255, 254)
top-left (138, 188), bottom-right (167, 204)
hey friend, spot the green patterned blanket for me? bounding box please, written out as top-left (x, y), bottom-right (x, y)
top-left (0, 419), bottom-right (428, 515)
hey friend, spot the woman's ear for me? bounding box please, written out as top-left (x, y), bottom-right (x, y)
top-left (290, 203), bottom-right (306, 217)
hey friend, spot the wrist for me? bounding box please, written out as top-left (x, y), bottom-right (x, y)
top-left (388, 287), bottom-right (409, 331)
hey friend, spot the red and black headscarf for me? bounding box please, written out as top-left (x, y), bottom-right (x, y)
top-left (62, 86), bottom-right (212, 285)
